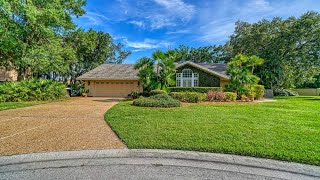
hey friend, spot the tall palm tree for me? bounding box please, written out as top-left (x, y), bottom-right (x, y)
top-left (152, 50), bottom-right (166, 76)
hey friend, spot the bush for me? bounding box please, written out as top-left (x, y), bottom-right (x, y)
top-left (225, 92), bottom-right (237, 101)
top-left (149, 89), bottom-right (167, 96)
top-left (0, 79), bottom-right (68, 102)
top-left (274, 89), bottom-right (299, 96)
top-left (170, 92), bottom-right (207, 103)
top-left (133, 94), bottom-right (180, 108)
top-left (169, 87), bottom-right (222, 93)
top-left (215, 92), bottom-right (226, 101)
top-left (207, 91), bottom-right (217, 101)
top-left (254, 85), bottom-right (265, 99)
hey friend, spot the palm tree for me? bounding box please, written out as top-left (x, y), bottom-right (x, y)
top-left (152, 50), bottom-right (166, 76)
top-left (134, 57), bottom-right (158, 92)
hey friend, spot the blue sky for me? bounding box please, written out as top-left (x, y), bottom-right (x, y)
top-left (74, 0), bottom-right (320, 64)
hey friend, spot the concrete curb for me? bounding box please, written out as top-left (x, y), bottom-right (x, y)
top-left (0, 149), bottom-right (319, 179)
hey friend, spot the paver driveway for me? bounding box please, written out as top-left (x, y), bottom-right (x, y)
top-left (0, 98), bottom-right (126, 156)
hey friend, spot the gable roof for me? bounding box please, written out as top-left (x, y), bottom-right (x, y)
top-left (77, 61), bottom-right (229, 81)
top-left (176, 61), bottom-right (230, 80)
top-left (77, 64), bottom-right (139, 80)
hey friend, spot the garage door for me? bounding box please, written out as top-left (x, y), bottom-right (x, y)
top-left (95, 81), bottom-right (136, 97)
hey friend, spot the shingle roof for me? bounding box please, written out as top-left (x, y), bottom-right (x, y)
top-left (176, 61), bottom-right (230, 79)
top-left (77, 61), bottom-right (229, 80)
top-left (77, 64), bottom-right (139, 80)
top-left (195, 63), bottom-right (228, 77)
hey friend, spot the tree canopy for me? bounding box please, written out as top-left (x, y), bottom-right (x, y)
top-left (227, 11), bottom-right (320, 89)
top-left (0, 0), bottom-right (130, 81)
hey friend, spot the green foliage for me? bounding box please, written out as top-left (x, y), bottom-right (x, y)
top-left (133, 94), bottom-right (180, 108)
top-left (254, 85), bottom-right (265, 99)
top-left (135, 50), bottom-right (176, 93)
top-left (170, 92), bottom-right (207, 103)
top-left (172, 45), bottom-right (231, 63)
top-left (274, 89), bottom-right (299, 96)
top-left (0, 79), bottom-right (68, 102)
top-left (226, 54), bottom-right (264, 96)
top-left (134, 57), bottom-right (159, 93)
top-left (169, 87), bottom-right (222, 93)
top-left (225, 92), bottom-right (237, 101)
top-left (0, 1), bottom-right (130, 81)
top-left (149, 89), bottom-right (167, 96)
top-left (228, 12), bottom-right (320, 89)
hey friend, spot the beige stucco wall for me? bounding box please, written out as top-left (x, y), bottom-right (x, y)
top-left (220, 79), bottom-right (229, 89)
top-left (84, 80), bottom-right (143, 97)
top-left (0, 68), bottom-right (18, 81)
top-left (294, 88), bottom-right (320, 96)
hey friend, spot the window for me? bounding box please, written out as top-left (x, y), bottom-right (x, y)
top-left (194, 79), bottom-right (199, 87)
top-left (182, 69), bottom-right (192, 78)
top-left (183, 79), bottom-right (192, 87)
top-left (176, 79), bottom-right (181, 87)
top-left (176, 69), bottom-right (199, 87)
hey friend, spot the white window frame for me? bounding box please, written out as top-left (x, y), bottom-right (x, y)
top-left (176, 69), bottom-right (199, 87)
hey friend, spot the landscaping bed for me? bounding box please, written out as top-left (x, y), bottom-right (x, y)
top-left (105, 96), bottom-right (320, 165)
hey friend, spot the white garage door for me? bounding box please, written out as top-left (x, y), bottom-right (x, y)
top-left (94, 81), bottom-right (136, 97)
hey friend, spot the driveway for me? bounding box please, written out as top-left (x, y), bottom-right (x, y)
top-left (0, 98), bottom-right (126, 156)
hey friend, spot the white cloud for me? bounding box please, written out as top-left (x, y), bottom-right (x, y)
top-left (81, 11), bottom-right (109, 25)
top-left (128, 20), bottom-right (145, 28)
top-left (122, 38), bottom-right (172, 50)
top-left (153, 0), bottom-right (195, 21)
top-left (166, 29), bottom-right (191, 35)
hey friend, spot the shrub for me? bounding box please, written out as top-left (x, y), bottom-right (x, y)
top-left (254, 85), bottom-right (265, 99)
top-left (225, 92), bottom-right (237, 101)
top-left (149, 89), bottom-right (167, 96)
top-left (170, 92), bottom-right (207, 103)
top-left (169, 87), bottom-right (222, 93)
top-left (0, 79), bottom-right (68, 102)
top-left (215, 92), bottom-right (226, 101)
top-left (133, 94), bottom-right (180, 108)
top-left (207, 91), bottom-right (217, 101)
top-left (274, 89), bottom-right (299, 96)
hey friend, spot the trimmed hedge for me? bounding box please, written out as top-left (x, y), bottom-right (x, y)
top-left (225, 92), bottom-right (237, 101)
top-left (133, 94), bottom-right (180, 108)
top-left (169, 87), bottom-right (222, 93)
top-left (170, 92), bottom-right (207, 103)
top-left (254, 85), bottom-right (265, 99)
top-left (149, 89), bottom-right (167, 96)
top-left (0, 79), bottom-right (68, 102)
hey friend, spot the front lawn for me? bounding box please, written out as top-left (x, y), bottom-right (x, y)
top-left (105, 96), bottom-right (320, 165)
top-left (0, 101), bottom-right (47, 111)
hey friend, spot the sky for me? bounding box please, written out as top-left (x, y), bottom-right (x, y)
top-left (74, 0), bottom-right (320, 64)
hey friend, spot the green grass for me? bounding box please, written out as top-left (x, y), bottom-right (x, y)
top-left (105, 96), bottom-right (320, 165)
top-left (0, 101), bottom-right (47, 111)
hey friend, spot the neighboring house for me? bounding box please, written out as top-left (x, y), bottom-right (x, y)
top-left (0, 68), bottom-right (18, 82)
top-left (77, 61), bottom-right (230, 97)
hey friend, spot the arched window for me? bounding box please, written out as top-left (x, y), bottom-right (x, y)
top-left (176, 69), bottom-right (199, 87)
top-left (182, 69), bottom-right (193, 78)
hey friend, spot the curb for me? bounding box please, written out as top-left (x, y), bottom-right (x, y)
top-left (0, 149), bottom-right (319, 179)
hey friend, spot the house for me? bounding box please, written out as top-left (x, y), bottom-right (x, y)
top-left (0, 68), bottom-right (18, 82)
top-left (77, 61), bottom-right (230, 97)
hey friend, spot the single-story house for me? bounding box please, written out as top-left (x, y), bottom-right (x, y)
top-left (0, 68), bottom-right (18, 82)
top-left (77, 61), bottom-right (230, 97)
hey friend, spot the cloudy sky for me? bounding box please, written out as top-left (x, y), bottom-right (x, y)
top-left (74, 0), bottom-right (320, 63)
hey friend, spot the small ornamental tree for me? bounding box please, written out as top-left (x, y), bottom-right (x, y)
top-left (226, 54), bottom-right (264, 97)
